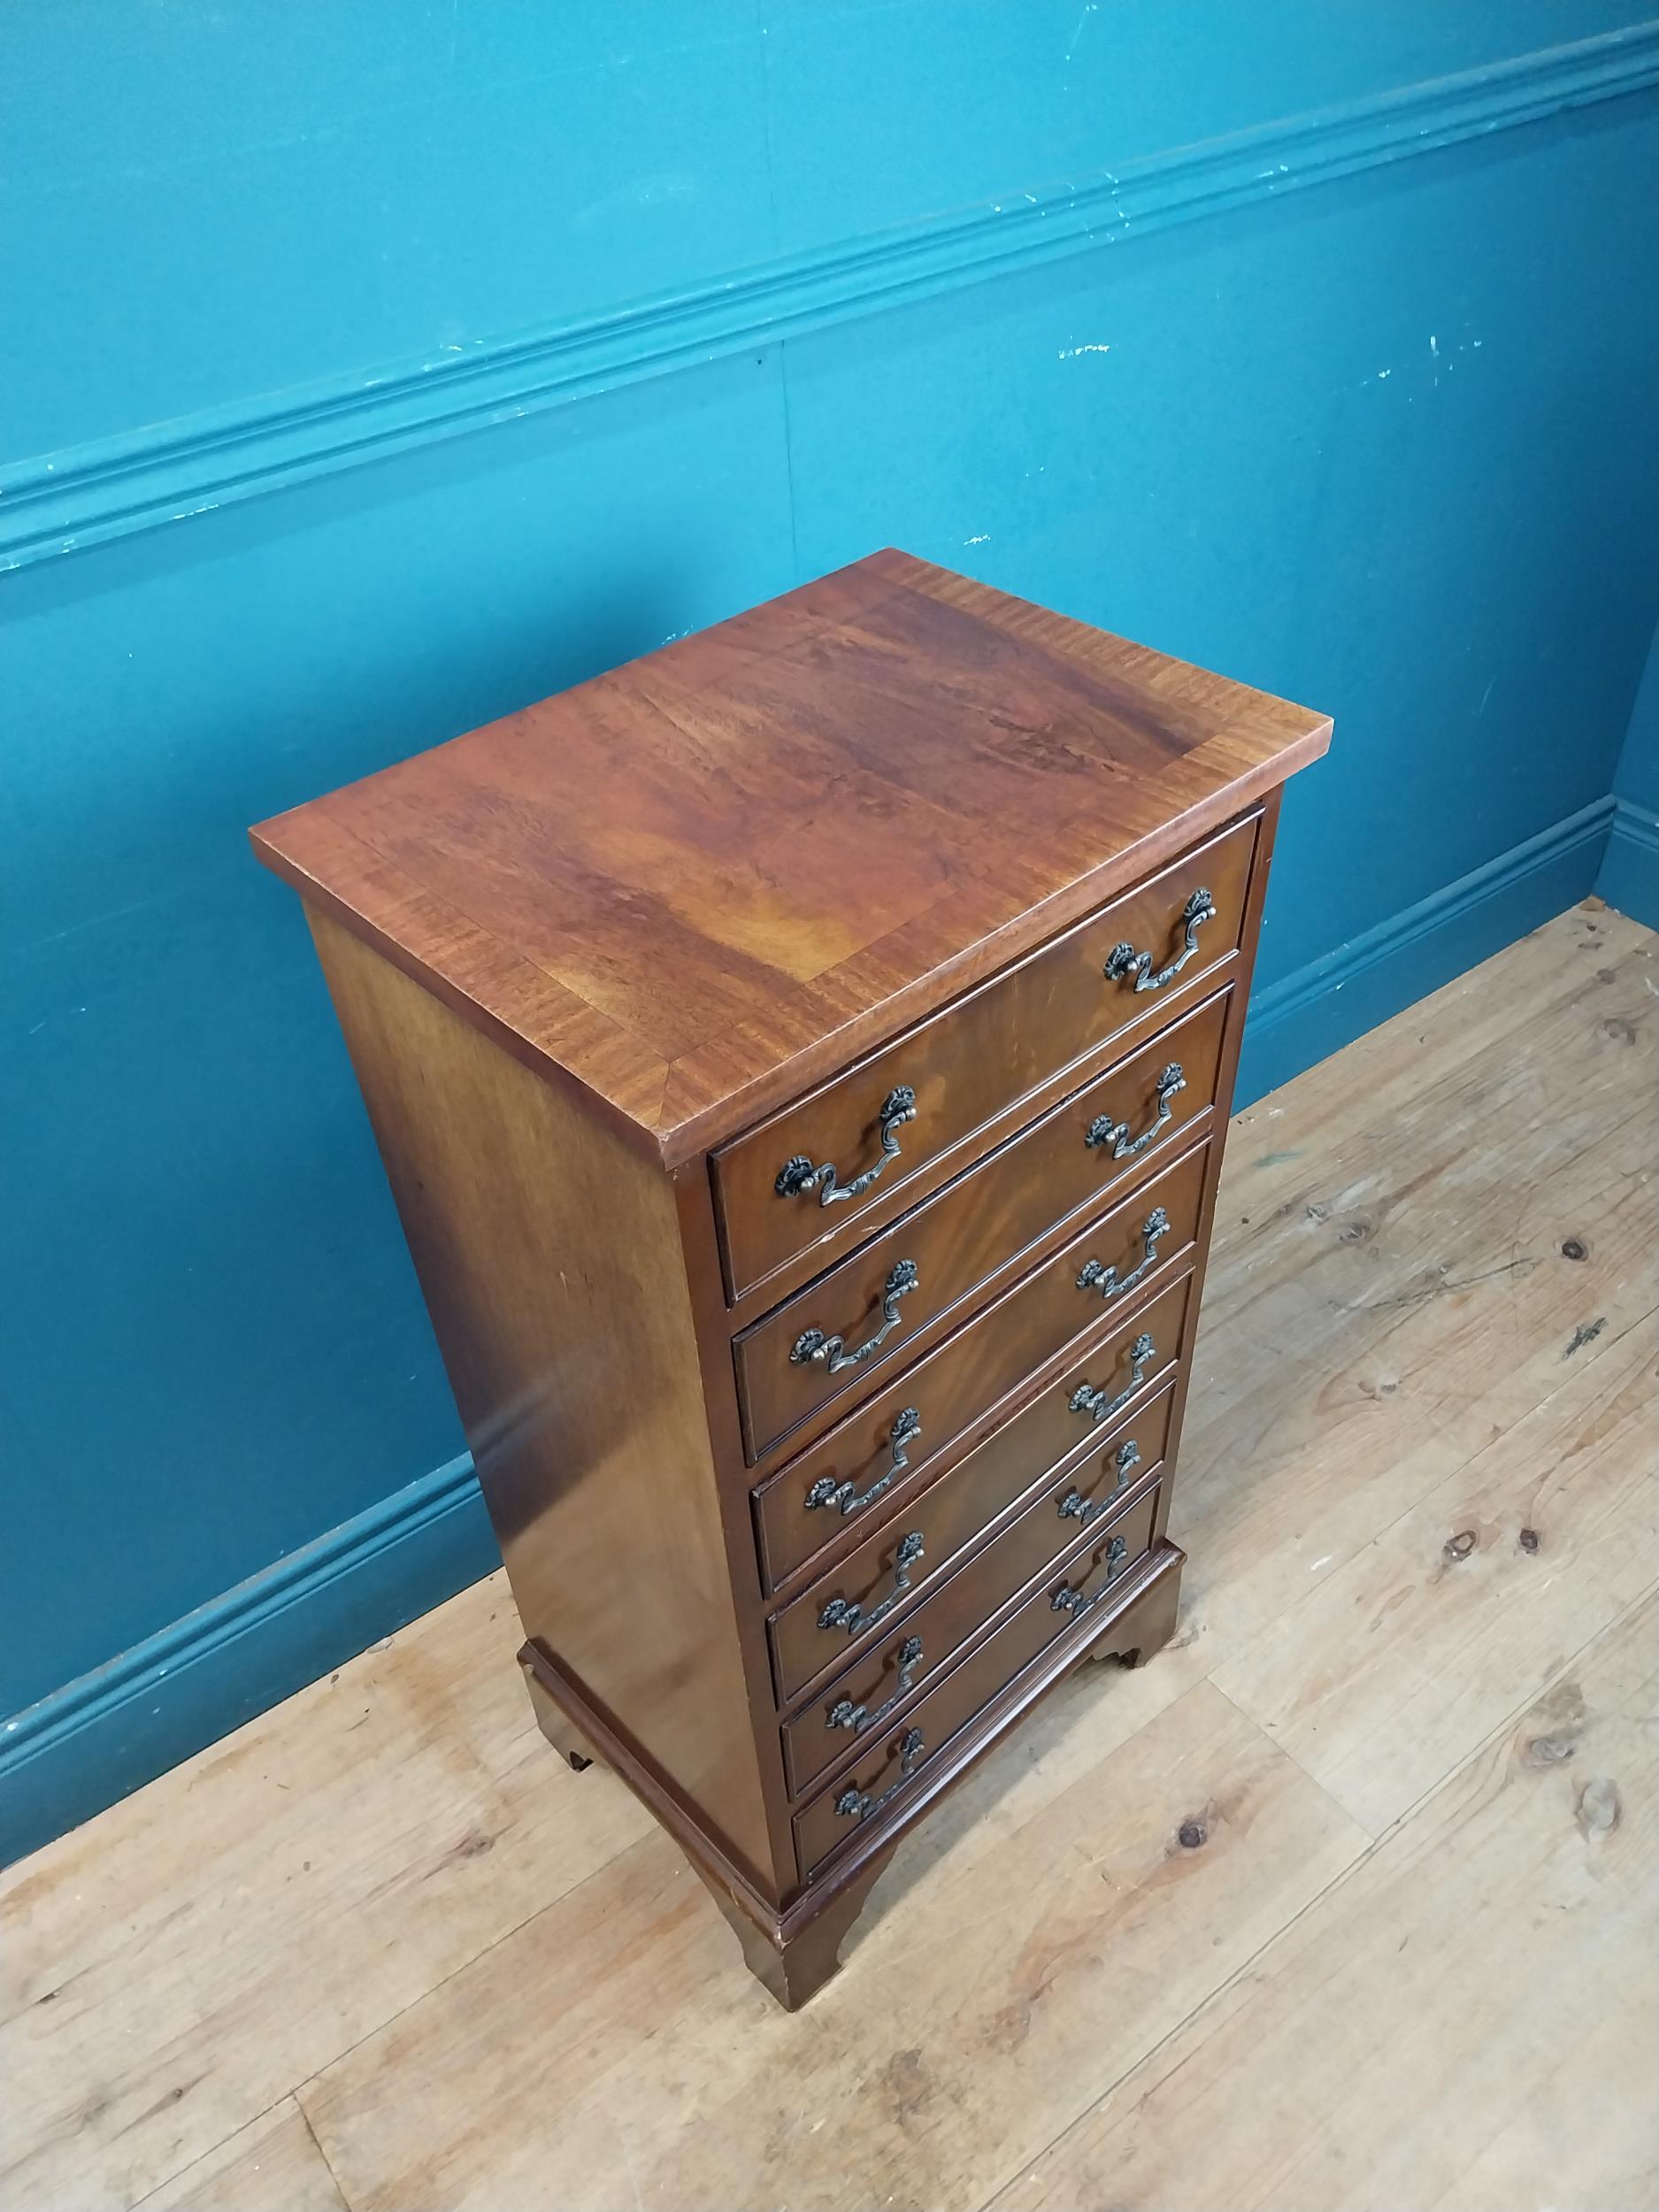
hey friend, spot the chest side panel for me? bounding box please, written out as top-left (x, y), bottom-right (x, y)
top-left (305, 908), bottom-right (776, 1890)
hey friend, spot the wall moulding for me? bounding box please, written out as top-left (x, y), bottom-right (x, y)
top-left (2, 25), bottom-right (1655, 575)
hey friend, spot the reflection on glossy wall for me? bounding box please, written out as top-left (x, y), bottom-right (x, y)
top-left (3, 2), bottom-right (1656, 1857)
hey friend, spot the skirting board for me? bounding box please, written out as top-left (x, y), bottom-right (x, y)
top-left (0, 795), bottom-right (1616, 1865)
top-left (0, 1456), bottom-right (495, 1866)
top-left (1594, 798), bottom-right (1659, 930)
top-left (1235, 795), bottom-right (1615, 1107)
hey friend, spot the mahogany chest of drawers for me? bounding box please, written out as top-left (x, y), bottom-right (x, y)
top-left (252, 549), bottom-right (1329, 2008)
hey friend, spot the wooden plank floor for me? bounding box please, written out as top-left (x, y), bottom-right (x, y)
top-left (4, 901), bottom-right (1655, 2212)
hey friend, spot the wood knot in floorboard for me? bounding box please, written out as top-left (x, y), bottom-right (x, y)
top-left (1576, 1777), bottom-right (1622, 1839)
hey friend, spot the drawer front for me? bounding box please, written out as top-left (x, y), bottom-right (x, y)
top-left (715, 812), bottom-right (1258, 1300)
top-left (780, 1381), bottom-right (1176, 1793)
top-left (793, 1486), bottom-right (1164, 1878)
top-left (735, 988), bottom-right (1228, 1459)
top-left (755, 1259), bottom-right (1193, 1595)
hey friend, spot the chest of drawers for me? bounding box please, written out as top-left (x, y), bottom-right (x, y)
top-left (251, 549), bottom-right (1329, 2008)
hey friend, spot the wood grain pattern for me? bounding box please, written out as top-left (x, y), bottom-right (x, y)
top-left (1160, 906), bottom-right (1659, 1701)
top-left (1212, 1306), bottom-right (1657, 1834)
top-left (251, 550), bottom-right (1327, 1165)
top-left (772, 1393), bottom-right (1172, 1717)
top-left (6, 907), bottom-right (1652, 2212)
top-left (753, 1276), bottom-right (1188, 1595)
top-left (995, 1593), bottom-right (1657, 2212)
top-left (0, 1579), bottom-right (652, 2210)
top-left (741, 1133), bottom-right (1210, 1463)
top-left (773, 1383), bottom-right (1178, 1789)
top-left (792, 1492), bottom-right (1168, 1878)
top-left (301, 1661), bottom-right (1364, 2212)
top-left (715, 837), bottom-right (1247, 1297)
top-left (245, 557), bottom-right (1317, 1989)
top-left (305, 908), bottom-right (778, 1886)
top-left (732, 988), bottom-right (1226, 1450)
top-left (752, 1257), bottom-right (1194, 1616)
top-left (687, 1841), bottom-right (897, 2014)
top-left (711, 966), bottom-right (1244, 1338)
top-left (134, 2103), bottom-right (346, 2212)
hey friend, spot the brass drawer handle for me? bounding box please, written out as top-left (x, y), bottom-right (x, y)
top-left (1086, 1064), bottom-right (1186, 1160)
top-left (835, 1727), bottom-right (926, 1823)
top-left (1050, 1534), bottom-right (1130, 1619)
top-left (804, 1407), bottom-right (921, 1517)
top-left (1058, 1438), bottom-right (1141, 1524)
top-left (1071, 1333), bottom-right (1156, 1426)
top-left (775, 1087), bottom-right (918, 1205)
top-left (1078, 1207), bottom-right (1169, 1302)
top-left (1104, 887), bottom-right (1216, 995)
top-left (792, 1259), bottom-right (919, 1375)
top-left (826, 1635), bottom-right (924, 1732)
top-left (818, 1531), bottom-right (925, 1637)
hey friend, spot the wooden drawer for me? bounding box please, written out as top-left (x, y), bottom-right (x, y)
top-left (740, 1123), bottom-right (1209, 1465)
top-left (779, 1380), bottom-right (1176, 1792)
top-left (793, 1485), bottom-right (1165, 1878)
top-left (771, 1369), bottom-right (1175, 1707)
top-left (735, 988), bottom-right (1227, 1459)
top-left (714, 812), bottom-right (1258, 1300)
top-left (755, 1257), bottom-right (1193, 1594)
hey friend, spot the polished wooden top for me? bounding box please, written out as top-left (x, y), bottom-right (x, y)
top-left (251, 549), bottom-right (1329, 1164)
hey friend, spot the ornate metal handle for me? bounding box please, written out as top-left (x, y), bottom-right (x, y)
top-left (792, 1259), bottom-right (920, 1374)
top-left (818, 1530), bottom-right (925, 1637)
top-left (1104, 888), bottom-right (1217, 994)
top-left (804, 1407), bottom-right (921, 1517)
top-left (1071, 1333), bottom-right (1155, 1427)
top-left (1058, 1438), bottom-right (1141, 1524)
top-left (1086, 1064), bottom-right (1186, 1161)
top-left (1050, 1534), bottom-right (1129, 1619)
top-left (826, 1635), bottom-right (924, 1732)
top-left (1078, 1208), bottom-right (1169, 1302)
top-left (775, 1087), bottom-right (918, 1205)
top-left (835, 1727), bottom-right (926, 1822)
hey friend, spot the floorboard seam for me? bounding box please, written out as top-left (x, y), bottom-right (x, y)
top-left (123, 2091), bottom-right (297, 2212)
top-left (12, 910), bottom-right (1654, 2212)
top-left (975, 1580), bottom-right (1658, 2212)
top-left (1204, 1676), bottom-right (1393, 1840)
top-left (968, 1688), bottom-right (1379, 2212)
top-left (1357, 1578), bottom-right (1659, 1856)
top-left (1176, 1301), bottom-right (1657, 1713)
top-left (288, 1824), bottom-right (664, 2121)
top-left (296, 2096), bottom-right (354, 2212)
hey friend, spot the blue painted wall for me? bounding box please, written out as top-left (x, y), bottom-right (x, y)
top-left (1598, 626), bottom-right (1659, 924)
top-left (4, 4), bottom-right (1657, 1859)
